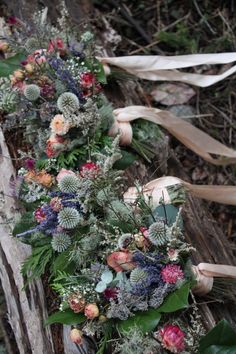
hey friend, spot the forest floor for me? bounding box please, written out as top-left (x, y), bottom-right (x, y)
top-left (93, 0), bottom-right (236, 241)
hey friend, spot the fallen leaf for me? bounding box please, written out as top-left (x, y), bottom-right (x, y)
top-left (151, 83), bottom-right (195, 105)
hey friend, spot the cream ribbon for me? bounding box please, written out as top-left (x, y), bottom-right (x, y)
top-left (110, 106), bottom-right (236, 165)
top-left (123, 176), bottom-right (236, 206)
top-left (99, 53), bottom-right (236, 87)
top-left (192, 263), bottom-right (236, 295)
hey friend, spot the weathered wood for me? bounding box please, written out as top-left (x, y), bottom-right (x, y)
top-left (0, 129), bottom-right (55, 354)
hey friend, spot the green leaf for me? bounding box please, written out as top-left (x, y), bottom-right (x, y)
top-left (114, 150), bottom-right (136, 169)
top-left (198, 320), bottom-right (236, 354)
top-left (150, 204), bottom-right (183, 228)
top-left (158, 282), bottom-right (190, 313)
top-left (0, 53), bottom-right (26, 77)
top-left (52, 250), bottom-right (75, 275)
top-left (117, 309), bottom-right (161, 334)
top-left (12, 211), bottom-right (36, 237)
top-left (45, 309), bottom-right (86, 326)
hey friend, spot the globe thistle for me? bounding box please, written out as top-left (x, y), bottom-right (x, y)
top-left (24, 84), bottom-right (41, 101)
top-left (148, 221), bottom-right (168, 246)
top-left (58, 174), bottom-right (80, 193)
top-left (57, 92), bottom-right (79, 112)
top-left (51, 233), bottom-right (71, 252)
top-left (58, 207), bottom-right (81, 229)
top-left (25, 37), bottom-right (39, 53)
top-left (118, 233), bottom-right (133, 250)
top-left (130, 268), bottom-right (148, 286)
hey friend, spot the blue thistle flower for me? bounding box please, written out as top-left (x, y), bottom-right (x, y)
top-left (51, 233), bottom-right (71, 252)
top-left (58, 207), bottom-right (81, 229)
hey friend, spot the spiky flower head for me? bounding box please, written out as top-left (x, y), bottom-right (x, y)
top-left (25, 37), bottom-right (39, 53)
top-left (57, 92), bottom-right (79, 112)
top-left (130, 268), bottom-right (148, 286)
top-left (51, 232), bottom-right (71, 252)
top-left (24, 84), bottom-right (41, 101)
top-left (58, 207), bottom-right (81, 229)
top-left (58, 174), bottom-right (80, 193)
top-left (148, 221), bottom-right (168, 246)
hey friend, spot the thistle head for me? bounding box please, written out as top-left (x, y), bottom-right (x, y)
top-left (24, 84), bottom-right (41, 101)
top-left (51, 233), bottom-right (71, 252)
top-left (57, 92), bottom-right (79, 112)
top-left (148, 221), bottom-right (168, 246)
top-left (58, 207), bottom-right (81, 229)
top-left (130, 267), bottom-right (148, 286)
top-left (58, 174), bottom-right (80, 193)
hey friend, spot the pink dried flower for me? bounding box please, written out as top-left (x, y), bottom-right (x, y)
top-left (107, 251), bottom-right (135, 272)
top-left (154, 324), bottom-right (185, 353)
top-left (34, 207), bottom-right (46, 223)
top-left (50, 197), bottom-right (62, 212)
top-left (47, 38), bottom-right (66, 54)
top-left (70, 328), bottom-right (83, 345)
top-left (103, 287), bottom-right (118, 300)
top-left (80, 162), bottom-right (100, 179)
top-left (84, 303), bottom-right (99, 319)
top-left (56, 168), bottom-right (76, 183)
top-left (80, 72), bottom-right (96, 89)
top-left (25, 158), bottom-right (35, 170)
top-left (167, 248), bottom-right (179, 262)
top-left (161, 264), bottom-right (184, 284)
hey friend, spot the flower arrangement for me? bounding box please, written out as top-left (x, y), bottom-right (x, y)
top-left (1, 5), bottom-right (236, 354)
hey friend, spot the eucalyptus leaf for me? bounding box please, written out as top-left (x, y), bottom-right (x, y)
top-left (44, 309), bottom-right (86, 326)
top-left (95, 281), bottom-right (107, 293)
top-left (150, 204), bottom-right (183, 228)
top-left (101, 270), bottom-right (113, 284)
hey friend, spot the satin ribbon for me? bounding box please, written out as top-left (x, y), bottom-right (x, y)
top-left (99, 53), bottom-right (236, 87)
top-left (109, 106), bottom-right (236, 165)
top-left (123, 176), bottom-right (236, 206)
top-left (192, 263), bottom-right (236, 295)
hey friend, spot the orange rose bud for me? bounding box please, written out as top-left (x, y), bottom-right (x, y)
top-left (70, 328), bottom-right (83, 345)
top-left (0, 41), bottom-right (9, 52)
top-left (84, 303), bottom-right (99, 319)
top-left (25, 63), bottom-right (34, 74)
top-left (13, 69), bottom-right (24, 80)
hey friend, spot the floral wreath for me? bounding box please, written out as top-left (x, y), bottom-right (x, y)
top-left (0, 6), bottom-right (236, 354)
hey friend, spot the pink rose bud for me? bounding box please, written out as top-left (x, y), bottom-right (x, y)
top-left (84, 303), bottom-right (99, 319)
top-left (70, 328), bottom-right (83, 345)
top-left (56, 168), bottom-right (76, 183)
top-left (154, 324), bottom-right (185, 353)
top-left (107, 251), bottom-right (135, 272)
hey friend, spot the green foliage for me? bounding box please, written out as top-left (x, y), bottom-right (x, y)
top-left (117, 309), bottom-right (161, 334)
top-left (12, 212), bottom-right (36, 237)
top-left (52, 249), bottom-right (75, 275)
top-left (113, 150), bottom-right (136, 169)
top-left (83, 57), bottom-right (107, 84)
top-left (45, 309), bottom-right (86, 326)
top-left (117, 282), bottom-right (190, 334)
top-left (57, 149), bottom-right (82, 168)
top-left (158, 282), bottom-right (190, 313)
top-left (198, 320), bottom-right (236, 354)
top-left (157, 23), bottom-right (198, 52)
top-left (0, 53), bottom-right (26, 77)
top-left (21, 244), bottom-right (54, 283)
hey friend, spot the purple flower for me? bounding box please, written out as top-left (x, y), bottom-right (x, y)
top-left (25, 158), bottom-right (35, 170)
